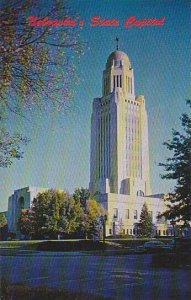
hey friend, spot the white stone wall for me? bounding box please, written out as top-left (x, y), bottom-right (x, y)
top-left (7, 186), bottom-right (48, 234)
top-left (99, 193), bottom-right (169, 236)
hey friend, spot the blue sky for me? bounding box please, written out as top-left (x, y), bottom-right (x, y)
top-left (1, 0), bottom-right (190, 211)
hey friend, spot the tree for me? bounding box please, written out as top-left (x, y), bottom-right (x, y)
top-left (159, 100), bottom-right (191, 224)
top-left (0, 212), bottom-right (7, 229)
top-left (139, 203), bottom-right (153, 238)
top-left (57, 193), bottom-right (82, 236)
top-left (81, 199), bottom-right (106, 239)
top-left (73, 188), bottom-right (107, 239)
top-left (0, 128), bottom-right (28, 167)
top-left (0, 0), bottom-right (82, 115)
top-left (73, 187), bottom-right (90, 210)
top-left (0, 0), bottom-right (82, 167)
top-left (19, 189), bottom-right (83, 239)
top-left (18, 209), bottom-right (33, 237)
top-left (0, 212), bottom-right (8, 240)
top-left (18, 188), bottom-right (106, 240)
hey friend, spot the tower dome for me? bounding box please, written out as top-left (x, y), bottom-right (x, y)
top-left (106, 50), bottom-right (131, 69)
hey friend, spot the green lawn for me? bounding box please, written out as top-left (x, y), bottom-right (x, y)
top-left (0, 240), bottom-right (43, 249)
top-left (0, 237), bottom-right (173, 251)
top-left (106, 237), bottom-right (172, 248)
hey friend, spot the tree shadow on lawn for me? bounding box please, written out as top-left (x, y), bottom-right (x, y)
top-left (0, 279), bottom-right (111, 300)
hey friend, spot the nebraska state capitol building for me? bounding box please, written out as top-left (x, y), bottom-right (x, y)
top-left (89, 47), bottom-right (169, 236)
top-left (7, 46), bottom-right (176, 238)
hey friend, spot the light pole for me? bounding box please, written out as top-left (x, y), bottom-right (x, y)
top-left (101, 215), bottom-right (107, 242)
top-left (170, 219), bottom-right (176, 238)
top-left (168, 192), bottom-right (176, 239)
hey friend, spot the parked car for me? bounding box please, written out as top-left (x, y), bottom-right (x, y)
top-left (143, 240), bottom-right (168, 253)
top-left (168, 237), bottom-right (191, 252)
top-left (152, 238), bottom-right (191, 268)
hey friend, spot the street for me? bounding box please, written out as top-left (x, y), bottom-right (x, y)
top-left (1, 251), bottom-right (191, 300)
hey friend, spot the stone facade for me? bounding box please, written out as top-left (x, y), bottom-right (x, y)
top-left (90, 51), bottom-right (151, 197)
top-left (89, 49), bottom-right (171, 236)
top-left (8, 186), bottom-right (48, 235)
top-left (99, 193), bottom-right (170, 237)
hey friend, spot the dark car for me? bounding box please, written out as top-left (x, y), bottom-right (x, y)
top-left (143, 240), bottom-right (168, 253)
top-left (152, 238), bottom-right (191, 268)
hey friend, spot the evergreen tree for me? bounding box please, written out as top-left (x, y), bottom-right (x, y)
top-left (159, 100), bottom-right (191, 224)
top-left (139, 203), bottom-right (153, 238)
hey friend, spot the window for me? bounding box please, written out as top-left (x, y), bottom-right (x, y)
top-left (117, 75), bottom-right (119, 87)
top-left (148, 211), bottom-right (153, 221)
top-left (128, 77), bottom-right (130, 92)
top-left (109, 229), bottom-right (112, 234)
top-left (130, 229), bottom-right (132, 235)
top-left (125, 209), bottom-right (130, 219)
top-left (134, 210), bottom-right (138, 219)
top-left (156, 212), bottom-right (161, 222)
top-left (137, 190), bottom-right (144, 196)
top-left (19, 197), bottom-right (24, 210)
top-left (113, 208), bottom-right (118, 218)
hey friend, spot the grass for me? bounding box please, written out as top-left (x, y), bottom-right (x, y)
top-left (106, 238), bottom-right (172, 248)
top-left (0, 237), bottom-right (173, 252)
top-left (0, 279), bottom-right (110, 300)
top-left (0, 240), bottom-right (42, 249)
top-left (0, 240), bottom-right (108, 252)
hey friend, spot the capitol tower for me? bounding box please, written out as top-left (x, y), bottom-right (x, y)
top-left (90, 43), bottom-right (151, 197)
top-left (89, 41), bottom-right (168, 236)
